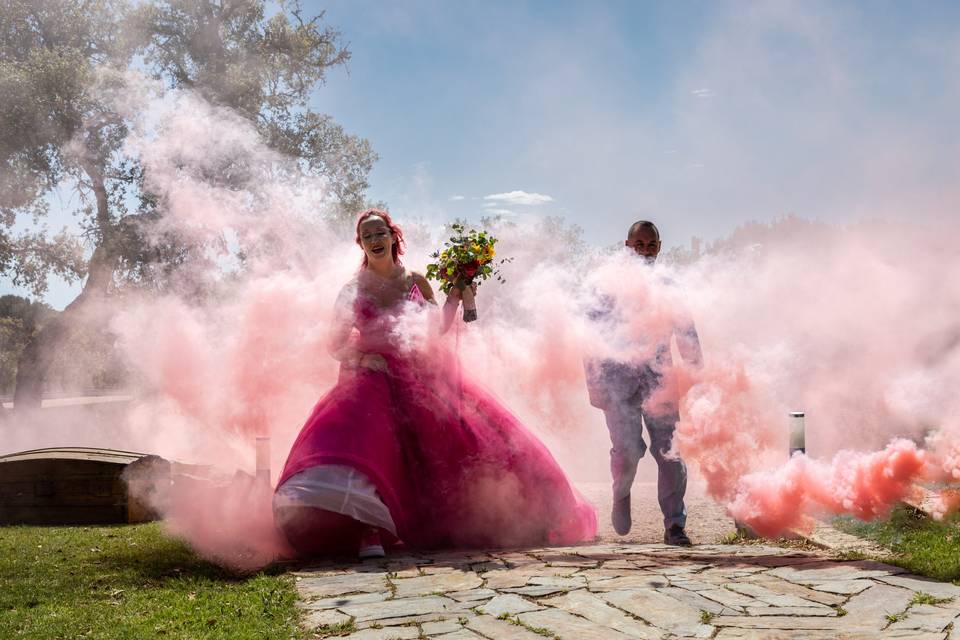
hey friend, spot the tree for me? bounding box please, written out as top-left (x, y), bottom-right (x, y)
top-left (0, 295), bottom-right (56, 394)
top-left (0, 0), bottom-right (378, 409)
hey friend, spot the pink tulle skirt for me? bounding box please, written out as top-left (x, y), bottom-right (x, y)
top-left (276, 353), bottom-right (597, 550)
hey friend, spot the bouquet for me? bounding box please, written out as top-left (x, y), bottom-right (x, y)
top-left (425, 223), bottom-right (506, 322)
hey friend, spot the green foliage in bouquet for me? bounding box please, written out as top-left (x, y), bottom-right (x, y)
top-left (425, 223), bottom-right (508, 294)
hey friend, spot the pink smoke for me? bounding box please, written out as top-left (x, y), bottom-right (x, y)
top-left (19, 75), bottom-right (959, 568)
top-left (728, 440), bottom-right (928, 536)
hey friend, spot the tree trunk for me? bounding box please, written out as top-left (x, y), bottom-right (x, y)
top-left (12, 160), bottom-right (118, 412)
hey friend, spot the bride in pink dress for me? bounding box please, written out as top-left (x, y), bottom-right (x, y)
top-left (274, 209), bottom-right (597, 558)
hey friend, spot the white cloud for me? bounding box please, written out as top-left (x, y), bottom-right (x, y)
top-left (483, 207), bottom-right (515, 216)
top-left (483, 190), bottom-right (555, 206)
top-left (691, 88), bottom-right (716, 98)
top-left (449, 195), bottom-right (465, 201)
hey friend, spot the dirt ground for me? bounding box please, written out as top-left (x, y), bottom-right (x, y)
top-left (576, 480), bottom-right (737, 545)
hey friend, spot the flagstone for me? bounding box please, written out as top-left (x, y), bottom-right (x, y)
top-left (885, 604), bottom-right (960, 633)
top-left (601, 587), bottom-right (715, 637)
top-left (876, 574), bottom-right (960, 601)
top-left (419, 565), bottom-right (463, 576)
top-left (465, 614), bottom-right (547, 639)
top-left (478, 569), bottom-right (534, 589)
top-left (391, 571), bottom-right (483, 598)
top-left (711, 615), bottom-right (843, 630)
top-left (669, 577), bottom-right (723, 592)
top-left (725, 582), bottom-right (832, 609)
top-left (587, 573), bottom-right (670, 592)
top-left (357, 612), bottom-right (466, 629)
top-left (492, 552), bottom-right (540, 567)
top-left (297, 572), bottom-right (390, 598)
top-left (542, 590), bottom-right (665, 639)
top-left (481, 565), bottom-right (578, 589)
top-left (476, 594), bottom-right (542, 617)
top-left (500, 584), bottom-right (572, 596)
top-left (340, 628), bottom-right (421, 640)
top-left (468, 560), bottom-right (508, 572)
top-left (518, 607), bottom-right (637, 639)
top-left (840, 583), bottom-right (916, 631)
top-left (446, 588), bottom-right (497, 602)
top-left (656, 586), bottom-right (730, 615)
top-left (743, 606), bottom-right (837, 617)
top-left (580, 568), bottom-right (650, 580)
top-left (747, 575), bottom-right (847, 606)
top-left (300, 591), bottom-right (391, 611)
top-left (695, 588), bottom-right (760, 610)
top-left (766, 560), bottom-right (903, 584)
top-left (533, 552), bottom-right (599, 567)
top-left (290, 543), bottom-right (960, 640)
top-left (714, 630), bottom-right (874, 640)
top-left (528, 574), bottom-right (587, 588)
top-left (421, 619), bottom-right (464, 635)
top-left (658, 562), bottom-right (714, 575)
top-left (804, 579), bottom-right (874, 595)
top-left (431, 629), bottom-right (481, 639)
top-left (301, 608), bottom-right (352, 630)
top-left (340, 595), bottom-right (462, 622)
top-left (603, 558), bottom-right (661, 570)
top-left (738, 555), bottom-right (822, 568)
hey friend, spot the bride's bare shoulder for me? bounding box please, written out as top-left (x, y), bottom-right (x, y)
top-left (409, 271), bottom-right (436, 302)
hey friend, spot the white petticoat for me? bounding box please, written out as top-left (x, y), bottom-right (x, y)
top-left (273, 464), bottom-right (397, 536)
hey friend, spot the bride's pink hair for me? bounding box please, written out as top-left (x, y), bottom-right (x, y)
top-left (355, 208), bottom-right (405, 267)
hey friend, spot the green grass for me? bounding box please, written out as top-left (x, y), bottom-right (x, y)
top-left (315, 619), bottom-right (357, 636)
top-left (833, 506), bottom-right (960, 584)
top-left (0, 523), bottom-right (304, 640)
top-left (910, 591), bottom-right (954, 606)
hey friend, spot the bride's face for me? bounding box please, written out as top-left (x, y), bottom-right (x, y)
top-left (359, 216), bottom-right (396, 263)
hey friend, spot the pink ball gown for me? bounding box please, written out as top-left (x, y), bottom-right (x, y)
top-left (274, 281), bottom-right (597, 552)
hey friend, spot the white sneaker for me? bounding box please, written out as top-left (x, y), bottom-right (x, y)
top-left (358, 528), bottom-right (385, 559)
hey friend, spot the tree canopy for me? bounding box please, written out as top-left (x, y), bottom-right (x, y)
top-left (0, 0), bottom-right (378, 404)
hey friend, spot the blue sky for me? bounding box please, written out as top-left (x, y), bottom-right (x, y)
top-left (5, 0), bottom-right (960, 308)
top-left (311, 0), bottom-right (959, 242)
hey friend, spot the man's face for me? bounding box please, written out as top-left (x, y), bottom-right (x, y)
top-left (625, 227), bottom-right (660, 264)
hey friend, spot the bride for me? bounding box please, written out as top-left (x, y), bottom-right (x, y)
top-left (273, 209), bottom-right (597, 558)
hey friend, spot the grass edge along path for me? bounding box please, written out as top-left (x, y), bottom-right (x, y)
top-left (0, 523), bottom-right (304, 640)
top-left (832, 505), bottom-right (960, 585)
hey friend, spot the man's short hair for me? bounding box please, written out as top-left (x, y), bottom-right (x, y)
top-left (628, 220), bottom-right (660, 241)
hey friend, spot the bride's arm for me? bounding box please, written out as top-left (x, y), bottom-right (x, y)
top-left (411, 272), bottom-right (461, 334)
top-left (328, 280), bottom-right (391, 372)
top-left (328, 283), bottom-right (361, 364)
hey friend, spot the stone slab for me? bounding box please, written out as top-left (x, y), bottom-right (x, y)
top-left (297, 572), bottom-right (390, 599)
top-left (476, 594), bottom-right (542, 617)
top-left (341, 628), bottom-right (421, 640)
top-left (466, 614), bottom-right (550, 639)
top-left (518, 607), bottom-right (637, 640)
top-left (340, 595), bottom-right (462, 622)
top-left (542, 590), bottom-right (665, 639)
top-left (602, 587), bottom-right (715, 637)
top-left (391, 571), bottom-right (484, 598)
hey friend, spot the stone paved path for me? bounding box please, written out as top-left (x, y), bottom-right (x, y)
top-left (294, 542), bottom-right (960, 639)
